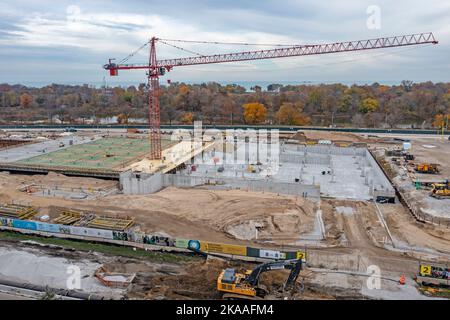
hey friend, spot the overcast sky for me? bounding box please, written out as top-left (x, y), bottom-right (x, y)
top-left (0, 0), bottom-right (448, 87)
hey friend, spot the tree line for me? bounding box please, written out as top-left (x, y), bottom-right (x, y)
top-left (0, 81), bottom-right (449, 129)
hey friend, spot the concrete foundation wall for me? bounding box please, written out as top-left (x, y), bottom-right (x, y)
top-left (121, 171), bottom-right (320, 198)
top-left (364, 149), bottom-right (395, 197)
top-left (120, 171), bottom-right (163, 195)
top-left (280, 153), bottom-right (331, 165)
top-left (285, 144), bottom-right (366, 156)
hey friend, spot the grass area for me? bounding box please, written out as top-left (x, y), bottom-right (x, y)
top-left (0, 230), bottom-right (199, 264)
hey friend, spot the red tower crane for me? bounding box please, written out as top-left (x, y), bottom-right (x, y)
top-left (104, 32), bottom-right (437, 160)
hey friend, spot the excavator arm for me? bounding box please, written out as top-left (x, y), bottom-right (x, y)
top-left (245, 259), bottom-right (303, 289)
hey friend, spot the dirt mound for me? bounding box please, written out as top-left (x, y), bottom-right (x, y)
top-left (138, 259), bottom-right (229, 300)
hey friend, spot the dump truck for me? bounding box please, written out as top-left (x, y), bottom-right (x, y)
top-left (415, 163), bottom-right (439, 174)
top-left (430, 180), bottom-right (450, 199)
top-left (217, 259), bottom-right (302, 299)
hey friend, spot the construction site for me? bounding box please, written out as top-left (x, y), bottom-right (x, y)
top-left (0, 126), bottom-right (449, 300)
top-left (0, 28), bottom-right (448, 301)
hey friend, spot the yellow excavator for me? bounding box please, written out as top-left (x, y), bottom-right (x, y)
top-left (415, 163), bottom-right (440, 174)
top-left (217, 259), bottom-right (303, 299)
top-left (430, 180), bottom-right (450, 199)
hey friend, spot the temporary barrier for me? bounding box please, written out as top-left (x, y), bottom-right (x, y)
top-left (68, 226), bottom-right (114, 239)
top-left (35, 222), bottom-right (61, 233)
top-left (175, 238), bottom-right (190, 249)
top-left (259, 249), bottom-right (286, 260)
top-left (200, 241), bottom-right (247, 256)
top-left (143, 235), bottom-right (174, 247)
top-left (246, 247), bottom-right (260, 258)
top-left (0, 217), bottom-right (13, 227)
top-left (0, 215), bottom-right (307, 262)
top-left (112, 231), bottom-right (130, 241)
top-left (187, 240), bottom-right (201, 251)
top-left (12, 219), bottom-right (37, 231)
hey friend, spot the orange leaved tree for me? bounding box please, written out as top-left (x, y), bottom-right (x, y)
top-left (242, 103), bottom-right (266, 124)
top-left (276, 102), bottom-right (310, 126)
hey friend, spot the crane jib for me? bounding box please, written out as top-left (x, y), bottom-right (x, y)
top-left (105, 32), bottom-right (437, 73)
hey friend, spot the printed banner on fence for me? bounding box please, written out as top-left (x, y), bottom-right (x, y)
top-left (69, 226), bottom-right (114, 239)
top-left (112, 231), bottom-right (131, 241)
top-left (0, 217), bottom-right (13, 227)
top-left (35, 222), bottom-right (61, 233)
top-left (143, 235), bottom-right (175, 247)
top-left (200, 241), bottom-right (247, 256)
top-left (260, 249), bottom-right (286, 260)
top-left (12, 219), bottom-right (37, 231)
top-left (175, 239), bottom-right (190, 249)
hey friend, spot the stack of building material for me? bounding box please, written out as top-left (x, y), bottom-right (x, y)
top-left (87, 215), bottom-right (134, 231)
top-left (0, 204), bottom-right (38, 220)
top-left (53, 210), bottom-right (82, 225)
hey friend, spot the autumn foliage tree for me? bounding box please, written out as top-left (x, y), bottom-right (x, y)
top-left (432, 114), bottom-right (449, 129)
top-left (243, 103), bottom-right (266, 124)
top-left (20, 93), bottom-right (33, 108)
top-left (359, 97), bottom-right (379, 113)
top-left (180, 112), bottom-right (194, 124)
top-left (276, 102), bottom-right (310, 125)
top-left (117, 113), bottom-right (128, 124)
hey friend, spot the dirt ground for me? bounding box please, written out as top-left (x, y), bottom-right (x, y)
top-left (0, 172), bottom-right (317, 244)
top-left (293, 130), bottom-right (379, 143)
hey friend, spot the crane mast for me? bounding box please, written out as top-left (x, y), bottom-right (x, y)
top-left (104, 32), bottom-right (437, 160)
top-left (148, 37), bottom-right (162, 160)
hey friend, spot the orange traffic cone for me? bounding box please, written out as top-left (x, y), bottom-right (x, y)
top-left (399, 274), bottom-right (406, 285)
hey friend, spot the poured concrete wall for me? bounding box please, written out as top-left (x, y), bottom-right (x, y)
top-left (120, 171), bottom-right (163, 195)
top-left (284, 144), bottom-right (366, 156)
top-left (166, 174), bottom-right (320, 198)
top-left (121, 171), bottom-right (319, 198)
top-left (363, 149), bottom-right (395, 198)
top-left (280, 153), bottom-right (331, 165)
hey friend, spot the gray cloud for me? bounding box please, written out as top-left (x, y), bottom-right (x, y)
top-left (0, 0), bottom-right (448, 86)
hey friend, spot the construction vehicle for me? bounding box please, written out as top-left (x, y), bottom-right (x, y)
top-left (217, 259), bottom-right (302, 300)
top-left (430, 180), bottom-right (450, 199)
top-left (415, 163), bottom-right (439, 174)
top-left (416, 263), bottom-right (449, 287)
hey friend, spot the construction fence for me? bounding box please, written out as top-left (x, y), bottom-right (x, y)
top-left (0, 216), bottom-right (306, 262)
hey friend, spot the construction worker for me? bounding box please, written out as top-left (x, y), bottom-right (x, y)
top-left (399, 274), bottom-right (406, 285)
